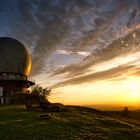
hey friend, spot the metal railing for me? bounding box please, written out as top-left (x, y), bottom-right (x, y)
top-left (0, 75), bottom-right (35, 83)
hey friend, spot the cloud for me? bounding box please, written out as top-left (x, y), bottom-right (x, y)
top-left (55, 49), bottom-right (90, 56)
top-left (126, 9), bottom-right (138, 27)
top-left (52, 30), bottom-right (140, 78)
top-left (51, 64), bottom-right (136, 88)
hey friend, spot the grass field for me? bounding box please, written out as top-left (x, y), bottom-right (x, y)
top-left (0, 105), bottom-right (140, 140)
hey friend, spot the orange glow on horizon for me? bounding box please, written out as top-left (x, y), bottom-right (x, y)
top-left (49, 76), bottom-right (140, 108)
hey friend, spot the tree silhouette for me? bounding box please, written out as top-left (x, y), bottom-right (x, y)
top-left (31, 85), bottom-right (51, 99)
top-left (122, 107), bottom-right (129, 117)
top-left (31, 85), bottom-right (51, 110)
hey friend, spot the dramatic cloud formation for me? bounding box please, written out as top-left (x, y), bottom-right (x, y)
top-left (51, 64), bottom-right (136, 88)
top-left (53, 30), bottom-right (140, 78)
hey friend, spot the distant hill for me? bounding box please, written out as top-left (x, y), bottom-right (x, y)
top-left (0, 105), bottom-right (140, 140)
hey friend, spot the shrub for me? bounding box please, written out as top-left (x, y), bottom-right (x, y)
top-left (11, 86), bottom-right (51, 105)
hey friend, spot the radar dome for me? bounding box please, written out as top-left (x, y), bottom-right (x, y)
top-left (0, 37), bottom-right (31, 76)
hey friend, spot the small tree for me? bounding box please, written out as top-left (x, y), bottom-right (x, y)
top-left (31, 85), bottom-right (51, 99)
top-left (122, 107), bottom-right (129, 117)
top-left (30, 85), bottom-right (51, 110)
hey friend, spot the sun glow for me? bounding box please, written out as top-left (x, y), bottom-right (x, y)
top-left (130, 83), bottom-right (139, 98)
top-left (121, 77), bottom-right (140, 105)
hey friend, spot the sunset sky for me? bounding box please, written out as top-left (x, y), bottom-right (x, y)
top-left (1, 0), bottom-right (140, 107)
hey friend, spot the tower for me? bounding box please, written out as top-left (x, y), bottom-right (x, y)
top-left (0, 37), bottom-right (35, 105)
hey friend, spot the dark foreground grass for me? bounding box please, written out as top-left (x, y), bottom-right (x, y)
top-left (0, 105), bottom-right (140, 140)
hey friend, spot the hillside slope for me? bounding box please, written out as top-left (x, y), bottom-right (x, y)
top-left (0, 105), bottom-right (140, 140)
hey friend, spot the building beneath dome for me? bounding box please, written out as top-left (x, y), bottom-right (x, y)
top-left (0, 37), bottom-right (35, 105)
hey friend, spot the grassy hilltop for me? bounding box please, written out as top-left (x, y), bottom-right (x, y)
top-left (0, 105), bottom-right (140, 140)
